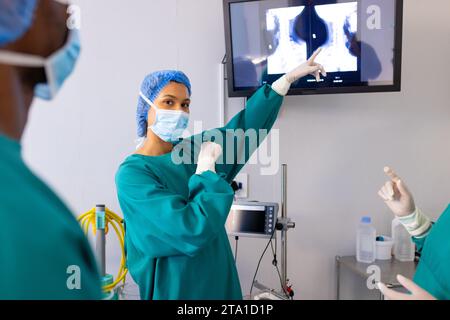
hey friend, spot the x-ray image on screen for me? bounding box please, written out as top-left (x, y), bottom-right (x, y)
top-left (314, 2), bottom-right (358, 72)
top-left (225, 0), bottom-right (402, 97)
top-left (266, 6), bottom-right (307, 75)
top-left (267, 2), bottom-right (358, 75)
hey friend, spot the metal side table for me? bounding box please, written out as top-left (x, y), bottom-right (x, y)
top-left (336, 256), bottom-right (418, 300)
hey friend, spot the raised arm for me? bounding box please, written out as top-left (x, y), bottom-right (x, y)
top-left (378, 167), bottom-right (433, 252)
top-left (197, 48), bottom-right (326, 182)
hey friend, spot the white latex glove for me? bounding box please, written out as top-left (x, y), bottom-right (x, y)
top-left (195, 142), bottom-right (222, 175)
top-left (285, 47), bottom-right (327, 83)
top-left (378, 275), bottom-right (437, 300)
top-left (378, 167), bottom-right (416, 217)
top-left (272, 48), bottom-right (327, 96)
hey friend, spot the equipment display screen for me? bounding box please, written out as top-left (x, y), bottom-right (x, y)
top-left (227, 209), bottom-right (267, 235)
top-left (224, 0), bottom-right (403, 97)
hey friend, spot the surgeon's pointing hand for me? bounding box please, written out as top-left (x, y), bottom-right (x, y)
top-left (378, 167), bottom-right (416, 217)
top-left (196, 142), bottom-right (223, 175)
top-left (285, 47), bottom-right (327, 83)
top-left (378, 275), bottom-right (436, 300)
top-left (271, 48), bottom-right (327, 96)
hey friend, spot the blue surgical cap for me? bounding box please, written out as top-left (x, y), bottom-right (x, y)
top-left (137, 70), bottom-right (192, 137)
top-left (0, 0), bottom-right (38, 47)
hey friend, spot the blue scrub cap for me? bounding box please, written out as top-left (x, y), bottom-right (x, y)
top-left (0, 0), bottom-right (38, 47)
top-left (136, 70), bottom-right (192, 137)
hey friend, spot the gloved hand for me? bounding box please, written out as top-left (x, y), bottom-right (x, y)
top-left (271, 47), bottom-right (326, 96)
top-left (378, 167), bottom-right (416, 217)
top-left (195, 142), bottom-right (222, 175)
top-left (285, 47), bottom-right (327, 83)
top-left (378, 275), bottom-right (437, 300)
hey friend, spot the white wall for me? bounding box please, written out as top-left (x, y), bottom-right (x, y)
top-left (22, 0), bottom-right (450, 299)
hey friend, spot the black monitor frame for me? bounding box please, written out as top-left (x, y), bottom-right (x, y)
top-left (223, 0), bottom-right (404, 97)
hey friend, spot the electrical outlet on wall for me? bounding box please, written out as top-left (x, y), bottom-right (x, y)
top-left (234, 173), bottom-right (248, 198)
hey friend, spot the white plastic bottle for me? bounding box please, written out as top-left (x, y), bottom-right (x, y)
top-left (356, 216), bottom-right (376, 263)
top-left (392, 218), bottom-right (415, 262)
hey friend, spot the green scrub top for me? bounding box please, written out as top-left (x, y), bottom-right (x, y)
top-left (413, 204), bottom-right (450, 300)
top-left (0, 134), bottom-right (102, 300)
top-left (116, 84), bottom-right (284, 300)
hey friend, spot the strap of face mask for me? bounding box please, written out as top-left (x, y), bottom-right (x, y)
top-left (0, 51), bottom-right (46, 68)
top-left (135, 137), bottom-right (146, 150)
top-left (139, 91), bottom-right (188, 116)
top-left (0, 28), bottom-right (79, 69)
top-left (139, 91), bottom-right (159, 110)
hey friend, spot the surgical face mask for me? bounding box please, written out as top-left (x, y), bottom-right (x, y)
top-left (0, 29), bottom-right (81, 101)
top-left (139, 91), bottom-right (189, 143)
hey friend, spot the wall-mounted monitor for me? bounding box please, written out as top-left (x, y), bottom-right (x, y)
top-left (223, 0), bottom-right (403, 97)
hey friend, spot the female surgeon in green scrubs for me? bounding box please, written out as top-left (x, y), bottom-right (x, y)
top-left (115, 50), bottom-right (326, 300)
top-left (0, 0), bottom-right (101, 299)
top-left (377, 167), bottom-right (450, 300)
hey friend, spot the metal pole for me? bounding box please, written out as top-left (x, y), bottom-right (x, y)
top-left (95, 204), bottom-right (106, 276)
top-left (281, 164), bottom-right (287, 292)
top-left (336, 256), bottom-right (341, 300)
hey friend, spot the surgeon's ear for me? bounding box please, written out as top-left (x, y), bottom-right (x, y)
top-left (3, 0), bottom-right (69, 89)
top-left (147, 107), bottom-right (156, 127)
top-left (7, 0), bottom-right (68, 58)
